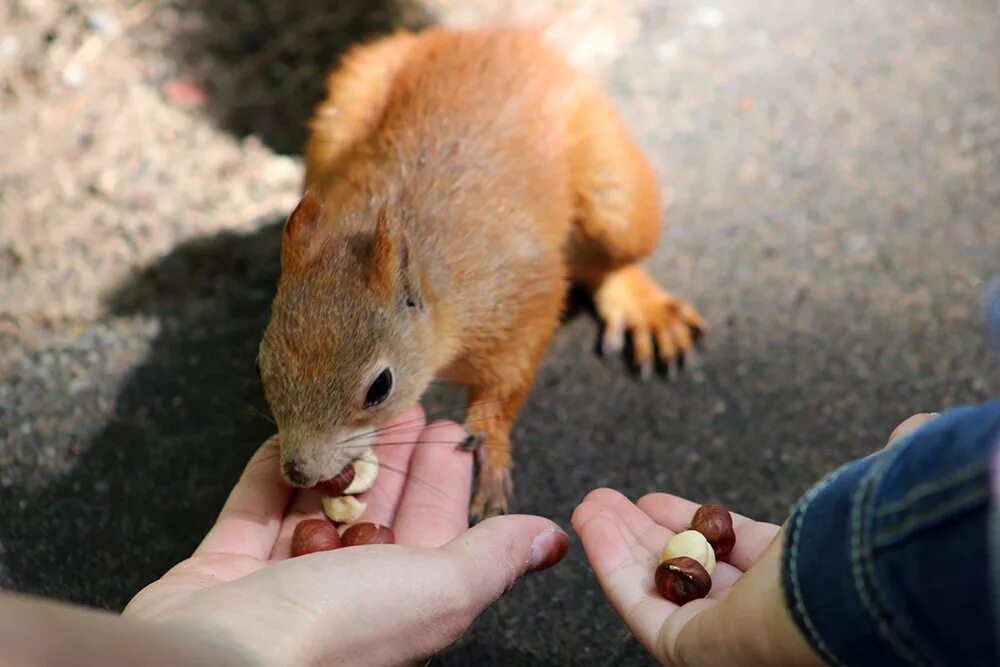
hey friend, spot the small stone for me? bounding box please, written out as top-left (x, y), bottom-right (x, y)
top-left (164, 79), bottom-right (209, 108)
top-left (0, 35), bottom-right (21, 60)
top-left (62, 64), bottom-right (87, 89)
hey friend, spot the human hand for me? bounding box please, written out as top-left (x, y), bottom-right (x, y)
top-left (573, 412), bottom-right (938, 666)
top-left (573, 488), bottom-right (819, 666)
top-left (124, 406), bottom-right (568, 667)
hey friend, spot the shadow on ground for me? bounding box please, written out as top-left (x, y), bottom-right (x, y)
top-left (164, 0), bottom-right (433, 154)
top-left (0, 0), bottom-right (438, 608)
top-left (0, 221), bottom-right (284, 608)
top-left (0, 214), bottom-right (625, 663)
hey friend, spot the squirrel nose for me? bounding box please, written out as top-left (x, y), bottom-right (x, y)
top-left (282, 459), bottom-right (311, 487)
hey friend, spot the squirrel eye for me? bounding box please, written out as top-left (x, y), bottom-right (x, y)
top-left (364, 368), bottom-right (393, 408)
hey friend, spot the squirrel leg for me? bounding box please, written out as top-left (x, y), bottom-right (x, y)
top-left (565, 86), bottom-right (704, 378)
top-left (464, 385), bottom-right (524, 522)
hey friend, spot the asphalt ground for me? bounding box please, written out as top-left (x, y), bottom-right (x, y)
top-left (1, 0), bottom-right (998, 664)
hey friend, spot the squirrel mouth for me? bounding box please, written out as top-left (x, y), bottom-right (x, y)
top-left (313, 460), bottom-right (355, 497)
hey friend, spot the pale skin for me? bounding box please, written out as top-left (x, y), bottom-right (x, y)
top-left (0, 406), bottom-right (569, 667)
top-left (573, 412), bottom-right (937, 666)
top-left (0, 412), bottom-right (933, 666)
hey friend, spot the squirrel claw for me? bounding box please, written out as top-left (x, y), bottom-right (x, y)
top-left (456, 433), bottom-right (483, 453)
top-left (469, 466), bottom-right (512, 523)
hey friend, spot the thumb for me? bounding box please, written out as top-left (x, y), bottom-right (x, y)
top-left (444, 514), bottom-right (569, 608)
top-left (886, 412), bottom-right (939, 448)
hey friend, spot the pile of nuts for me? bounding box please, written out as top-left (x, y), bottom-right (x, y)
top-left (654, 504), bottom-right (736, 605)
top-left (290, 448), bottom-right (395, 556)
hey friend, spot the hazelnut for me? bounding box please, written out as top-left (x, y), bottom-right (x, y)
top-left (290, 519), bottom-right (342, 556)
top-left (314, 463), bottom-right (355, 497)
top-left (660, 530), bottom-right (716, 574)
top-left (343, 448), bottom-right (379, 495)
top-left (655, 556), bottom-right (712, 604)
top-left (689, 504), bottom-right (736, 558)
top-left (322, 495), bottom-right (367, 523)
top-left (341, 522), bottom-right (395, 547)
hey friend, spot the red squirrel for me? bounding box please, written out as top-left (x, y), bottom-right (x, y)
top-left (257, 28), bottom-right (704, 518)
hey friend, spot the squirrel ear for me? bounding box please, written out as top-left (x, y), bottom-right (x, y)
top-left (371, 205), bottom-right (397, 296)
top-left (398, 236), bottom-right (422, 309)
top-left (282, 192), bottom-right (322, 264)
top-left (371, 206), bottom-right (421, 307)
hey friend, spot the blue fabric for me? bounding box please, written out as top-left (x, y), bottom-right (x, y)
top-left (782, 401), bottom-right (1000, 666)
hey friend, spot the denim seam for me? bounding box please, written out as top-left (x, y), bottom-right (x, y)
top-left (851, 441), bottom-right (931, 666)
top-left (874, 484), bottom-right (990, 548)
top-left (875, 460), bottom-right (989, 518)
top-left (785, 464), bottom-right (851, 667)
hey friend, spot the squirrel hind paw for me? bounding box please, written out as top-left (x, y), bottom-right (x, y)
top-left (594, 266), bottom-right (705, 380)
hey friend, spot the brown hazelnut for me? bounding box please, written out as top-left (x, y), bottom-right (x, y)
top-left (689, 504), bottom-right (736, 558)
top-left (343, 448), bottom-right (379, 494)
top-left (341, 522), bottom-right (395, 547)
top-left (655, 556), bottom-right (712, 604)
top-left (660, 530), bottom-right (716, 574)
top-left (290, 519), bottom-right (342, 556)
top-left (314, 463), bottom-right (355, 497)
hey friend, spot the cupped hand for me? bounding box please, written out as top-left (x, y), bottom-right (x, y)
top-left (124, 406), bottom-right (568, 667)
top-left (572, 489), bottom-right (820, 667)
top-left (573, 412), bottom-right (938, 666)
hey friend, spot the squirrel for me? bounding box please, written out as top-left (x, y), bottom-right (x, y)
top-left (257, 28), bottom-right (704, 519)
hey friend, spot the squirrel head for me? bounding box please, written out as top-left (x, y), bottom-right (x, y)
top-left (258, 191), bottom-right (435, 487)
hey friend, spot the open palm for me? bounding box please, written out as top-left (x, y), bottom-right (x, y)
top-left (124, 406), bottom-right (567, 667)
top-left (572, 413), bottom-right (935, 666)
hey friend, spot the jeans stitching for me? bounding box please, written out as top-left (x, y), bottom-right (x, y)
top-left (875, 460), bottom-right (989, 518)
top-left (785, 464), bottom-right (852, 667)
top-left (851, 439), bottom-right (931, 666)
top-left (874, 484), bottom-right (990, 548)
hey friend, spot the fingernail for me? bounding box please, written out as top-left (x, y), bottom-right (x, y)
top-left (529, 529), bottom-right (569, 571)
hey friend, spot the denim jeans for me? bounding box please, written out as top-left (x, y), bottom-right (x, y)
top-left (781, 400), bottom-right (1000, 666)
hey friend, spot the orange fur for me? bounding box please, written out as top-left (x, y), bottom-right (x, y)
top-left (260, 29), bottom-right (704, 517)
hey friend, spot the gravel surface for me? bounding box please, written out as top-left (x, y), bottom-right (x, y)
top-left (1, 0), bottom-right (998, 664)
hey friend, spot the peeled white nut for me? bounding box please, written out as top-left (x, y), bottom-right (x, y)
top-left (660, 530), bottom-right (716, 575)
top-left (343, 448), bottom-right (379, 495)
top-left (322, 495), bottom-right (367, 523)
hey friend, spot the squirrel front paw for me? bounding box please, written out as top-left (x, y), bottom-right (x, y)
top-left (470, 464), bottom-right (512, 522)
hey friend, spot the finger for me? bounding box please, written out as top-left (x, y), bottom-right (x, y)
top-left (886, 412), bottom-right (939, 447)
top-left (196, 436), bottom-right (293, 559)
top-left (576, 488), bottom-right (672, 555)
top-left (636, 493), bottom-right (780, 572)
top-left (393, 420), bottom-right (474, 548)
top-left (353, 404), bottom-right (425, 527)
top-left (445, 515), bottom-right (569, 602)
top-left (572, 506), bottom-right (676, 656)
